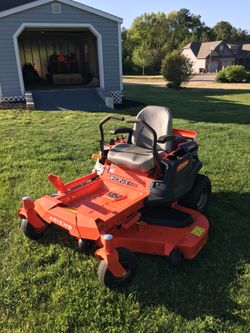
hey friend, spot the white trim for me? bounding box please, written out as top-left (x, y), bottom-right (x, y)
top-left (13, 22), bottom-right (105, 96)
top-left (0, 96), bottom-right (25, 102)
top-left (52, 3), bottom-right (62, 14)
top-left (0, 0), bottom-right (123, 23)
top-left (118, 24), bottom-right (123, 91)
top-left (0, 83), bottom-right (2, 97)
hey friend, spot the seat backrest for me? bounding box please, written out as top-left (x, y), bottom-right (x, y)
top-left (132, 106), bottom-right (173, 151)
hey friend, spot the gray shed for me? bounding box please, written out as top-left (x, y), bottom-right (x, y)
top-left (0, 0), bottom-right (123, 105)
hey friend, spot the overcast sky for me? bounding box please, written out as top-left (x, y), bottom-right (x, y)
top-left (81, 0), bottom-right (250, 31)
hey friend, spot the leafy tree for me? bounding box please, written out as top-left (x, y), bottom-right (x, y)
top-left (128, 12), bottom-right (171, 72)
top-left (122, 28), bottom-right (138, 74)
top-left (161, 51), bottom-right (193, 88)
top-left (212, 21), bottom-right (234, 40)
top-left (122, 9), bottom-right (250, 74)
top-left (132, 44), bottom-right (154, 75)
top-left (166, 9), bottom-right (210, 50)
top-left (212, 21), bottom-right (250, 41)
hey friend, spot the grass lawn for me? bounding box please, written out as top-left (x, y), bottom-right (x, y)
top-left (0, 84), bottom-right (250, 332)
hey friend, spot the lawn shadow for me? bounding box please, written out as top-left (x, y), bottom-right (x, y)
top-left (36, 191), bottom-right (250, 326)
top-left (31, 84), bottom-right (250, 125)
top-left (113, 85), bottom-right (250, 125)
top-left (120, 191), bottom-right (250, 325)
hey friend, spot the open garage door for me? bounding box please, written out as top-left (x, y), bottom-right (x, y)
top-left (18, 28), bottom-right (100, 90)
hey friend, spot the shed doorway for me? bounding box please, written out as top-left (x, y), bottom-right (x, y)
top-left (18, 28), bottom-right (100, 90)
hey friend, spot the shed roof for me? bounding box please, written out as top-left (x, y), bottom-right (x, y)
top-left (0, 0), bottom-right (36, 12)
top-left (0, 0), bottom-right (123, 23)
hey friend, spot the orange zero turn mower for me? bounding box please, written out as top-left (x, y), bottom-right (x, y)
top-left (18, 106), bottom-right (211, 288)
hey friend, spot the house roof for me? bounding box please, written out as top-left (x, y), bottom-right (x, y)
top-left (183, 40), bottom-right (237, 59)
top-left (183, 41), bottom-right (223, 58)
top-left (183, 42), bottom-right (201, 57)
top-left (0, 0), bottom-right (123, 23)
top-left (242, 43), bottom-right (250, 51)
top-left (226, 42), bottom-right (250, 58)
top-left (197, 41), bottom-right (222, 58)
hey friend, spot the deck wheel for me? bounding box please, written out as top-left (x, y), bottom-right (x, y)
top-left (97, 248), bottom-right (137, 288)
top-left (21, 218), bottom-right (46, 240)
top-left (78, 238), bottom-right (94, 253)
top-left (168, 249), bottom-right (183, 267)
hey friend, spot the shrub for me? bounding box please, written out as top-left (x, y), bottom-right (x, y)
top-left (216, 70), bottom-right (228, 83)
top-left (161, 51), bottom-right (193, 89)
top-left (246, 72), bottom-right (250, 83)
top-left (216, 65), bottom-right (247, 83)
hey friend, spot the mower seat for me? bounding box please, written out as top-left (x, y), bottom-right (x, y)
top-left (108, 106), bottom-right (172, 172)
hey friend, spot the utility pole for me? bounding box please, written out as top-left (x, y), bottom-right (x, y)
top-left (209, 47), bottom-right (213, 72)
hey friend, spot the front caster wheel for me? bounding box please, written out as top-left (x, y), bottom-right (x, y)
top-left (21, 219), bottom-right (46, 240)
top-left (97, 248), bottom-right (137, 288)
top-left (168, 249), bottom-right (183, 267)
top-left (78, 238), bottom-right (94, 253)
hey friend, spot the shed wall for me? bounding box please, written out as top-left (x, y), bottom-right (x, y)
top-left (0, 2), bottom-right (121, 97)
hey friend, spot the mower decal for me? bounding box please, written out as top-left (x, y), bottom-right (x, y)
top-left (110, 176), bottom-right (138, 188)
top-left (49, 216), bottom-right (73, 231)
top-left (191, 226), bottom-right (205, 237)
top-left (106, 191), bottom-right (127, 201)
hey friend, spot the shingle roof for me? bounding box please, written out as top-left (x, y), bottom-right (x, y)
top-left (0, 0), bottom-right (37, 12)
top-left (184, 40), bottom-right (250, 59)
top-left (183, 42), bottom-right (201, 57)
top-left (226, 42), bottom-right (250, 58)
top-left (242, 43), bottom-right (250, 51)
top-left (196, 41), bottom-right (222, 58)
top-left (183, 41), bottom-right (223, 58)
top-left (0, 0), bottom-right (123, 23)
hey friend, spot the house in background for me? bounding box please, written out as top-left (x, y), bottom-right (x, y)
top-left (182, 41), bottom-right (235, 73)
top-left (227, 42), bottom-right (250, 70)
top-left (0, 0), bottom-right (123, 105)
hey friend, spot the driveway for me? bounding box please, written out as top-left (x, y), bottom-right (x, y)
top-left (191, 73), bottom-right (216, 82)
top-left (32, 88), bottom-right (110, 111)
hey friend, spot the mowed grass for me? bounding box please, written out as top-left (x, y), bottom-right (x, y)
top-left (0, 84), bottom-right (250, 333)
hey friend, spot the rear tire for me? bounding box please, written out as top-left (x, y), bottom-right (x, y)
top-left (21, 219), bottom-right (46, 240)
top-left (180, 175), bottom-right (211, 213)
top-left (97, 248), bottom-right (137, 288)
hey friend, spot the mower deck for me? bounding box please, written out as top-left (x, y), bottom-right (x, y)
top-left (24, 169), bottom-right (151, 240)
top-left (113, 205), bottom-right (209, 259)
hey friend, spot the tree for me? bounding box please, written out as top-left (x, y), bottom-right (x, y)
top-left (132, 44), bottom-right (154, 75)
top-left (212, 21), bottom-right (234, 40)
top-left (128, 12), bottom-right (171, 72)
top-left (122, 28), bottom-right (138, 74)
top-left (212, 21), bottom-right (250, 41)
top-left (161, 51), bottom-right (193, 88)
top-left (122, 10), bottom-right (250, 74)
top-left (166, 9), bottom-right (211, 50)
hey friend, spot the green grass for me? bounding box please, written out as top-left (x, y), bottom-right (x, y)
top-left (0, 85), bottom-right (250, 333)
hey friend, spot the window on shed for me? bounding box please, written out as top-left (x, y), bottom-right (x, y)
top-left (52, 3), bottom-right (61, 14)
